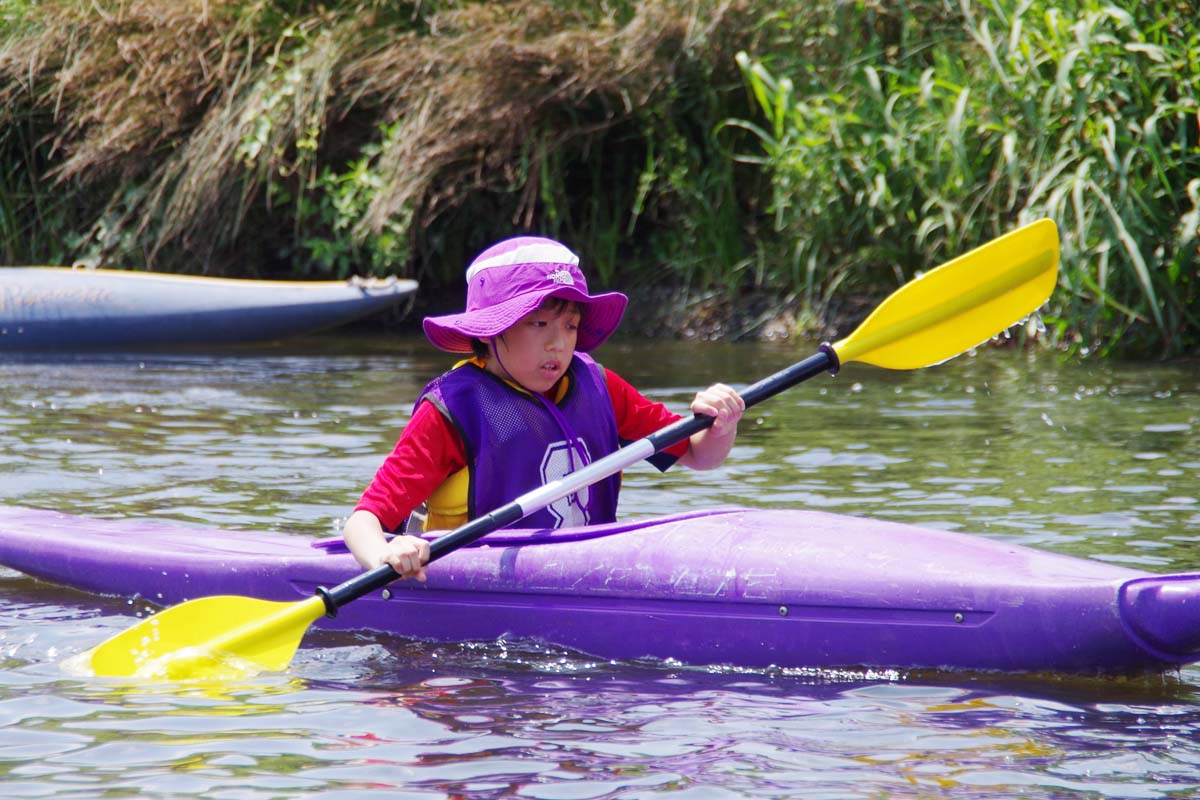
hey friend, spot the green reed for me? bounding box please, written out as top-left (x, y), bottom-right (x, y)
top-left (733, 0), bottom-right (1199, 358)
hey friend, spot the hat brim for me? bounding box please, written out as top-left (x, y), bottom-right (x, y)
top-left (423, 286), bottom-right (628, 353)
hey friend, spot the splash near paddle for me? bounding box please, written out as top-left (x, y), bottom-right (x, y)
top-left (80, 219), bottom-right (1059, 680)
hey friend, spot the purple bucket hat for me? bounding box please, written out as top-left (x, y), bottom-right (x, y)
top-left (423, 236), bottom-right (628, 353)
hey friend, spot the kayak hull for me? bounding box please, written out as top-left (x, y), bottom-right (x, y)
top-left (0, 267), bottom-right (418, 349)
top-left (1, 505), bottom-right (1197, 674)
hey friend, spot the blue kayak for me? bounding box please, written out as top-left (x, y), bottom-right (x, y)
top-left (0, 267), bottom-right (418, 349)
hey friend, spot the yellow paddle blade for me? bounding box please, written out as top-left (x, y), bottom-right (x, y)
top-left (82, 594), bottom-right (328, 680)
top-left (833, 219), bottom-right (1060, 369)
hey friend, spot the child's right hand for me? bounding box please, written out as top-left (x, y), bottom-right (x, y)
top-left (379, 534), bottom-right (431, 581)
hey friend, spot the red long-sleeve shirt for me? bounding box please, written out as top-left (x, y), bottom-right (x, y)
top-left (355, 367), bottom-right (688, 531)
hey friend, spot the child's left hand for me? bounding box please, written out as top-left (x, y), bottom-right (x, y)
top-left (691, 383), bottom-right (745, 436)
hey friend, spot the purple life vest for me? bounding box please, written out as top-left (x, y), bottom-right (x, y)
top-left (416, 353), bottom-right (621, 530)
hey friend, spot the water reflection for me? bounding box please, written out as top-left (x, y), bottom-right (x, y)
top-left (3, 593), bottom-right (1200, 798)
top-left (2, 336), bottom-right (1200, 798)
top-left (292, 638), bottom-right (1200, 799)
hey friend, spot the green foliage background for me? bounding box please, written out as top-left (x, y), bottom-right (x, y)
top-left (0, 0), bottom-right (1196, 358)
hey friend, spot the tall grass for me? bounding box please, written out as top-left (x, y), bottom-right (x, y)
top-left (0, 0), bottom-right (760, 290)
top-left (732, 0), bottom-right (1199, 358)
top-left (2, 0), bottom-right (1196, 357)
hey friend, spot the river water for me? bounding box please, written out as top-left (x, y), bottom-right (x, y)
top-left (1, 335), bottom-right (1198, 798)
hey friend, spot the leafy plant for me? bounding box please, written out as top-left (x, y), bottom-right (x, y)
top-left (731, 0), bottom-right (1199, 358)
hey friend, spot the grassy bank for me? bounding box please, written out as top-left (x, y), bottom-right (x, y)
top-left (0, 0), bottom-right (759, 288)
top-left (0, 0), bottom-right (1196, 358)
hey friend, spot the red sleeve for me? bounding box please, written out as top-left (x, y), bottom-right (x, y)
top-left (605, 367), bottom-right (688, 458)
top-left (354, 399), bottom-right (468, 531)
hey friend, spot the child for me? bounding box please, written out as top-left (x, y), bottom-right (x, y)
top-left (344, 236), bottom-right (745, 581)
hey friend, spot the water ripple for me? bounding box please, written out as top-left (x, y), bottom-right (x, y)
top-left (1, 340), bottom-right (1199, 797)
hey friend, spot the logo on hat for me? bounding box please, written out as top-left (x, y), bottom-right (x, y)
top-left (547, 269), bottom-right (575, 286)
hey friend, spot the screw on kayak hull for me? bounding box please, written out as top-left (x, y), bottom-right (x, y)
top-left (779, 606), bottom-right (788, 617)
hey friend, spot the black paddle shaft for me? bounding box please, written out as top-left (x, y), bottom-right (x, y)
top-left (317, 344), bottom-right (839, 615)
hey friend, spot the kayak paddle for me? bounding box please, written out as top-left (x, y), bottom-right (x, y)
top-left (83, 218), bottom-right (1059, 680)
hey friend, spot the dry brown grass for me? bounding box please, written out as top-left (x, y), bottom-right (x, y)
top-left (1, 0), bottom-right (754, 272)
top-left (348, 2), bottom-right (722, 231)
top-left (1, 0), bottom-right (238, 180)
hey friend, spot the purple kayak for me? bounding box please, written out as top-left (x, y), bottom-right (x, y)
top-left (1, 504), bottom-right (1198, 674)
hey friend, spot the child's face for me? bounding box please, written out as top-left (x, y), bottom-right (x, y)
top-left (489, 299), bottom-right (581, 392)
